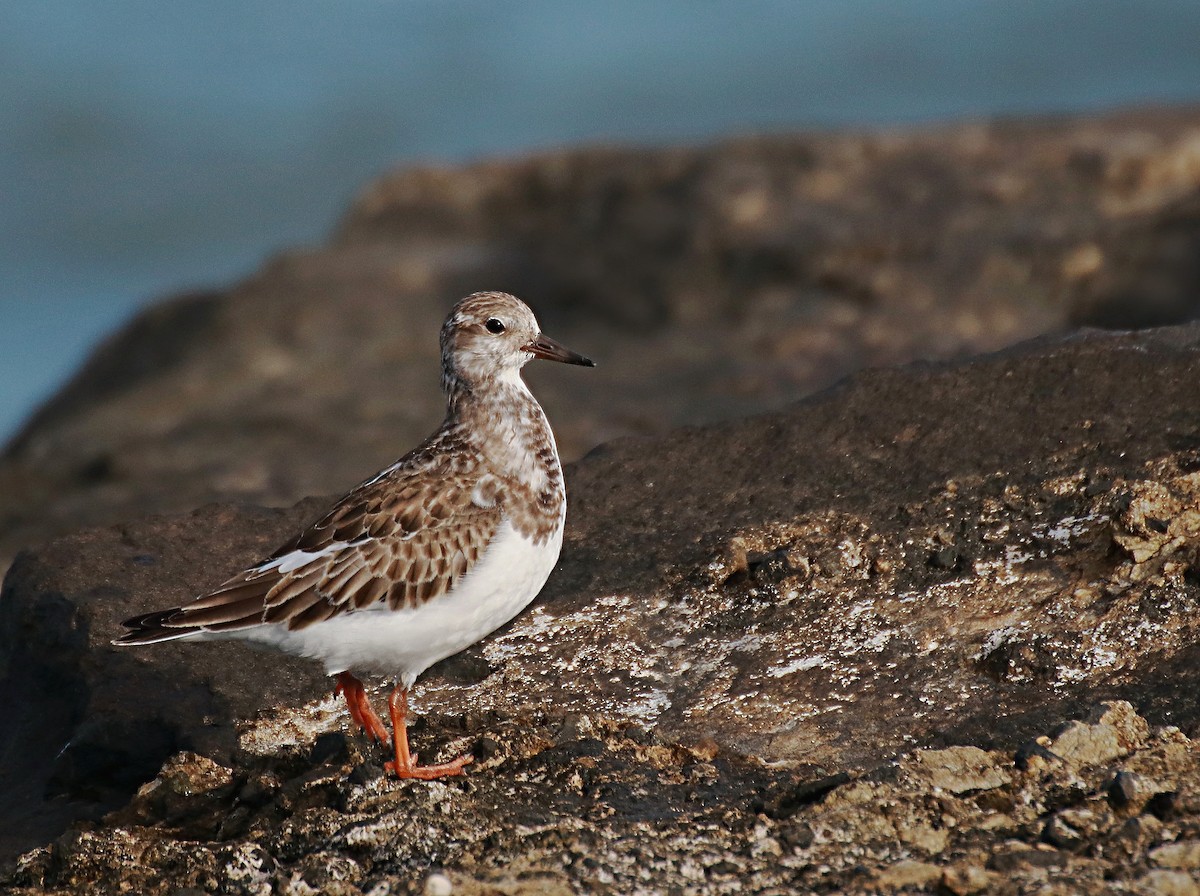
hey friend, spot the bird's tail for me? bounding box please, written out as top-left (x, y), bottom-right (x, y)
top-left (112, 608), bottom-right (201, 645)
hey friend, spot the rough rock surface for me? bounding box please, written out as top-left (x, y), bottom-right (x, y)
top-left (6, 107), bottom-right (1200, 891)
top-left (4, 107), bottom-right (1200, 571)
top-left (5, 323), bottom-right (1200, 891)
top-left (5, 700), bottom-right (1200, 895)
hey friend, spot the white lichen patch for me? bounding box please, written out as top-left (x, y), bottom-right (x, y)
top-left (623, 681), bottom-right (674, 723)
top-left (480, 596), bottom-right (685, 726)
top-left (1050, 614), bottom-right (1174, 689)
top-left (767, 654), bottom-right (830, 677)
top-left (973, 625), bottom-right (1027, 662)
top-left (222, 843), bottom-right (274, 896)
top-left (239, 694), bottom-right (345, 755)
top-left (970, 545), bottom-right (1034, 585)
top-left (1034, 512), bottom-right (1108, 555)
top-left (339, 817), bottom-right (404, 849)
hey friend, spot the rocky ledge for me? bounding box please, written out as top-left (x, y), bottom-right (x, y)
top-left (7, 700), bottom-right (1200, 895)
top-left (5, 322), bottom-right (1200, 893)
top-left (5, 105), bottom-right (1200, 893)
top-left (3, 107), bottom-right (1200, 574)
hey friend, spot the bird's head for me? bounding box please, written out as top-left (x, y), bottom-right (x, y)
top-left (440, 292), bottom-right (594, 391)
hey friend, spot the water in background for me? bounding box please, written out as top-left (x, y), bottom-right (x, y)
top-left (4, 0), bottom-right (1200, 442)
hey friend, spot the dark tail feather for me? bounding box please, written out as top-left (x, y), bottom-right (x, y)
top-left (112, 608), bottom-right (201, 646)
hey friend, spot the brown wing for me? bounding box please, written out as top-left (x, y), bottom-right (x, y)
top-left (116, 445), bottom-right (504, 643)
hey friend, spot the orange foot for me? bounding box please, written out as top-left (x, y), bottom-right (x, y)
top-left (334, 671), bottom-right (391, 745)
top-left (383, 684), bottom-right (474, 780)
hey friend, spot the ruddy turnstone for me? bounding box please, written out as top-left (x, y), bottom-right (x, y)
top-left (115, 292), bottom-right (593, 779)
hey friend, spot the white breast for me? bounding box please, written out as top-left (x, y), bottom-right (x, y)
top-left (234, 517), bottom-right (564, 685)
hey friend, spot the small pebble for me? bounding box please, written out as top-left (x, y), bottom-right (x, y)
top-left (423, 872), bottom-right (453, 896)
top-left (1107, 770), bottom-right (1141, 809)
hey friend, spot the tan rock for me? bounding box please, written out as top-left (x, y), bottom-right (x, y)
top-left (1152, 842), bottom-right (1200, 871)
top-left (909, 746), bottom-right (1011, 794)
top-left (941, 864), bottom-right (994, 895)
top-left (1136, 869), bottom-right (1200, 896)
top-left (874, 859), bottom-right (942, 888)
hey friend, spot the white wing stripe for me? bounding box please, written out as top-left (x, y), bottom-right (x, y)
top-left (261, 541), bottom-right (354, 575)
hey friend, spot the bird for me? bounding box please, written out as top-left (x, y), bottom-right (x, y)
top-left (114, 291), bottom-right (594, 780)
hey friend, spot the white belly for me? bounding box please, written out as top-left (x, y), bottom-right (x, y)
top-left (234, 518), bottom-right (563, 685)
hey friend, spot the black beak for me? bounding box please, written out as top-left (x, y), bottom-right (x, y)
top-left (523, 333), bottom-right (595, 367)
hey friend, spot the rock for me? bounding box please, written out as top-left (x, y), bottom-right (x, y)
top-left (422, 873), bottom-right (453, 896)
top-left (1109, 771), bottom-right (1154, 810)
top-left (1050, 720), bottom-right (1123, 768)
top-left (9, 322), bottom-right (1200, 867)
top-left (7, 109), bottom-right (1200, 893)
top-left (124, 752), bottom-right (237, 828)
top-left (1, 703), bottom-right (1197, 895)
top-left (1136, 870), bottom-right (1200, 896)
top-left (986, 843), bottom-right (1069, 873)
top-left (1092, 702), bottom-right (1153, 752)
top-left (1049, 702), bottom-right (1149, 769)
top-left (1043, 814), bottom-right (1086, 850)
top-left (0, 501), bottom-right (330, 860)
top-left (907, 746), bottom-right (1011, 794)
top-left (5, 108), bottom-right (1200, 577)
top-left (1151, 842), bottom-right (1200, 870)
top-left (1112, 476), bottom-right (1200, 574)
top-left (760, 771), bottom-right (852, 820)
top-left (1014, 736), bottom-right (1063, 772)
top-left (940, 864), bottom-right (994, 895)
top-left (1106, 815), bottom-right (1165, 866)
top-left (873, 859), bottom-right (941, 888)
top-left (1043, 806), bottom-right (1111, 851)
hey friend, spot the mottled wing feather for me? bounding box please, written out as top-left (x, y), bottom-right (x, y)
top-left (137, 445), bottom-right (503, 638)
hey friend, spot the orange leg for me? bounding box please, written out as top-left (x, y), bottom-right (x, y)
top-left (383, 684), bottom-right (474, 780)
top-left (334, 672), bottom-right (391, 745)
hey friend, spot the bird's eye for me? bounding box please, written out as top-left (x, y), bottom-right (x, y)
top-left (485, 318), bottom-right (506, 334)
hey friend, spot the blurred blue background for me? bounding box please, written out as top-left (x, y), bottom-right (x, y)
top-left (4, 0), bottom-right (1200, 442)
